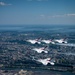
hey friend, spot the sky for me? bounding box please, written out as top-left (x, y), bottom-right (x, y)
top-left (0, 0), bottom-right (75, 25)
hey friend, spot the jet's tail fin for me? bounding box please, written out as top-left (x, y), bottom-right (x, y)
top-left (43, 45), bottom-right (49, 51)
top-left (36, 38), bottom-right (42, 41)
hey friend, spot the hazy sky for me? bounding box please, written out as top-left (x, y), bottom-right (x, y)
top-left (0, 0), bottom-right (75, 25)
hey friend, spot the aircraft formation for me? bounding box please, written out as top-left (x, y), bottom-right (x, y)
top-left (26, 38), bottom-right (68, 66)
top-left (27, 38), bottom-right (67, 44)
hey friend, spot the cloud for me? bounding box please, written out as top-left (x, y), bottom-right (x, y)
top-left (50, 14), bottom-right (75, 18)
top-left (40, 14), bottom-right (45, 17)
top-left (0, 2), bottom-right (12, 6)
top-left (67, 14), bottom-right (75, 16)
top-left (40, 13), bottom-right (75, 19)
top-left (40, 14), bottom-right (46, 18)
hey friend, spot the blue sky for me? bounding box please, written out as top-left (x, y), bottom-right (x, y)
top-left (0, 0), bottom-right (75, 25)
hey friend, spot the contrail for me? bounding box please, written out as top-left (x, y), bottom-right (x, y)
top-left (56, 43), bottom-right (75, 47)
top-left (57, 52), bottom-right (75, 56)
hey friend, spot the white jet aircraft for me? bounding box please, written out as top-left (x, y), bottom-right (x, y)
top-left (42, 39), bottom-right (55, 44)
top-left (36, 58), bottom-right (55, 65)
top-left (32, 46), bottom-right (48, 53)
top-left (27, 38), bottom-right (41, 44)
top-left (54, 39), bottom-right (67, 44)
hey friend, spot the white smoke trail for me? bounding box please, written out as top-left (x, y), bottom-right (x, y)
top-left (56, 43), bottom-right (75, 47)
